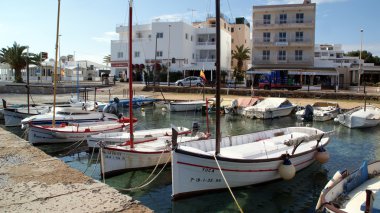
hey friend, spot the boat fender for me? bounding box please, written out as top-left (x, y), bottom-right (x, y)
top-left (141, 107), bottom-right (145, 112)
top-left (162, 107), bottom-right (167, 112)
top-left (315, 147), bottom-right (329, 164)
top-left (84, 128), bottom-right (91, 132)
top-left (60, 123), bottom-right (67, 127)
top-left (278, 155), bottom-right (296, 180)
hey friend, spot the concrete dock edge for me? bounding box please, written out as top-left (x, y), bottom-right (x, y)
top-left (0, 127), bottom-right (152, 212)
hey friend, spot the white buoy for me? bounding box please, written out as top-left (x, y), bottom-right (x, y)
top-left (141, 107), bottom-right (145, 112)
top-left (315, 147), bottom-right (330, 164)
top-left (162, 107), bottom-right (167, 112)
top-left (278, 158), bottom-right (296, 180)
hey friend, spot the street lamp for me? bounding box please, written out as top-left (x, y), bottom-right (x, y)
top-left (358, 29), bottom-right (363, 93)
top-left (167, 24), bottom-right (171, 86)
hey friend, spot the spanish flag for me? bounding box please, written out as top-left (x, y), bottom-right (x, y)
top-left (200, 70), bottom-right (207, 82)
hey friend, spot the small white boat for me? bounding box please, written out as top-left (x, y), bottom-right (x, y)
top-left (69, 98), bottom-right (107, 111)
top-left (224, 97), bottom-right (262, 115)
top-left (28, 119), bottom-right (131, 144)
top-left (335, 105), bottom-right (380, 128)
top-left (296, 102), bottom-right (340, 122)
top-left (167, 100), bottom-right (205, 112)
top-left (100, 131), bottom-right (208, 177)
top-left (171, 127), bottom-right (332, 199)
top-left (316, 161), bottom-right (380, 213)
top-left (243, 97), bottom-right (296, 119)
top-left (3, 105), bottom-right (51, 127)
top-left (21, 107), bottom-right (119, 129)
top-left (87, 127), bottom-right (191, 151)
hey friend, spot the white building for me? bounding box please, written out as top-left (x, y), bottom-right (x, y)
top-left (110, 20), bottom-right (232, 81)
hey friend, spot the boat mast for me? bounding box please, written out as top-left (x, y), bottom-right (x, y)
top-left (52, 0), bottom-right (61, 127)
top-left (128, 0), bottom-right (134, 148)
top-left (215, 0), bottom-right (221, 155)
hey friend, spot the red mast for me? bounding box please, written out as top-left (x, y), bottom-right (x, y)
top-left (128, 0), bottom-right (134, 148)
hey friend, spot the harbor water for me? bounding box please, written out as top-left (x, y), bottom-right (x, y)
top-left (5, 106), bottom-right (380, 212)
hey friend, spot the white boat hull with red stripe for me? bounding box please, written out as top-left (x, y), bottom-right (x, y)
top-left (28, 121), bottom-right (127, 144)
top-left (171, 127), bottom-right (331, 199)
top-left (101, 134), bottom-right (207, 177)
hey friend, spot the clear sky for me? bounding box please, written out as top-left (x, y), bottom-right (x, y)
top-left (1, 0), bottom-right (379, 64)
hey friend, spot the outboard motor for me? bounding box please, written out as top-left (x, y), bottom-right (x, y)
top-left (192, 121), bottom-right (200, 136)
top-left (302, 104), bottom-right (314, 122)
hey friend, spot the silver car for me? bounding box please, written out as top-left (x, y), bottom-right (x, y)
top-left (175, 76), bottom-right (204, 87)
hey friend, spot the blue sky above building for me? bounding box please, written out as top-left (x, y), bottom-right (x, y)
top-left (1, 0), bottom-right (378, 64)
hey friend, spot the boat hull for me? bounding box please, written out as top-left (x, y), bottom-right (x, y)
top-left (246, 106), bottom-right (296, 119)
top-left (172, 148), bottom-right (317, 199)
top-left (101, 148), bottom-right (170, 177)
top-left (167, 101), bottom-right (205, 112)
top-left (28, 123), bottom-right (124, 144)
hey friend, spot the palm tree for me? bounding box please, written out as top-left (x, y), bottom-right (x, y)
top-left (0, 42), bottom-right (28, 83)
top-left (103, 54), bottom-right (111, 67)
top-left (231, 45), bottom-right (250, 81)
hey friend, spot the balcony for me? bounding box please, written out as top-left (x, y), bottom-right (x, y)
top-left (253, 38), bottom-right (313, 47)
top-left (253, 18), bottom-right (314, 29)
top-left (196, 41), bottom-right (216, 46)
top-left (253, 56), bottom-right (313, 65)
top-left (196, 58), bottom-right (216, 63)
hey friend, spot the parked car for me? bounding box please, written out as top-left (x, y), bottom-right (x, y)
top-left (175, 76), bottom-right (204, 87)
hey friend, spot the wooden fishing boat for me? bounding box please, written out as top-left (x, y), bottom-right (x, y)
top-left (21, 107), bottom-right (119, 129)
top-left (87, 127), bottom-right (191, 151)
top-left (167, 100), bottom-right (205, 112)
top-left (243, 97), bottom-right (296, 119)
top-left (316, 161), bottom-right (380, 213)
top-left (296, 102), bottom-right (340, 122)
top-left (3, 105), bottom-right (51, 127)
top-left (171, 127), bottom-right (331, 199)
top-left (335, 105), bottom-right (380, 128)
top-left (224, 97), bottom-right (261, 115)
top-left (27, 118), bottom-right (135, 144)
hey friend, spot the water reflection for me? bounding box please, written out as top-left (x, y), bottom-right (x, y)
top-left (4, 105), bottom-right (380, 212)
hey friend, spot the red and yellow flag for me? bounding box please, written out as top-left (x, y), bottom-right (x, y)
top-left (200, 70), bottom-right (207, 82)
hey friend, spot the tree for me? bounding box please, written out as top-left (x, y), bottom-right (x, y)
top-left (345, 50), bottom-right (380, 65)
top-left (231, 45), bottom-right (250, 81)
top-left (103, 54), bottom-right (111, 67)
top-left (0, 42), bottom-right (28, 83)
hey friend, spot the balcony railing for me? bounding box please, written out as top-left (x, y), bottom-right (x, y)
top-left (253, 56), bottom-right (313, 65)
top-left (253, 18), bottom-right (313, 27)
top-left (196, 58), bottom-right (216, 62)
top-left (196, 41), bottom-right (216, 46)
top-left (253, 38), bottom-right (313, 47)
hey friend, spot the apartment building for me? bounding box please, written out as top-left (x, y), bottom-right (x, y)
top-left (252, 0), bottom-right (315, 71)
top-left (111, 19), bottom-right (232, 81)
top-left (231, 17), bottom-right (252, 72)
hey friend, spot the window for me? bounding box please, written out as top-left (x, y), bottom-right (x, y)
top-left (192, 53), bottom-right (194, 59)
top-left (278, 50), bottom-right (286, 61)
top-left (322, 52), bottom-right (328, 56)
top-left (231, 27), bottom-right (234, 32)
top-left (295, 50), bottom-right (303, 61)
top-left (224, 23), bottom-right (226, 29)
top-left (232, 38), bottom-right (234, 43)
top-left (315, 52), bottom-right (320, 57)
top-left (263, 32), bottom-right (270, 42)
top-left (191, 35), bottom-right (193, 41)
top-left (279, 14), bottom-right (287, 24)
top-left (117, 52), bottom-right (123, 58)
top-left (134, 51), bottom-right (140, 57)
top-left (279, 32), bottom-right (286, 42)
top-left (156, 32), bottom-right (163, 38)
top-left (136, 32), bottom-right (143, 38)
top-left (296, 13), bottom-right (304, 23)
top-left (148, 34), bottom-right (152, 38)
top-left (156, 51), bottom-right (163, 57)
top-left (263, 50), bottom-right (270, 60)
top-left (263, 14), bottom-right (271, 24)
top-left (185, 33), bottom-right (188, 40)
top-left (295, 32), bottom-right (303, 42)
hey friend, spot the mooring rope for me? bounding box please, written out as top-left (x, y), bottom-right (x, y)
top-left (61, 138), bottom-right (86, 156)
top-left (83, 146), bottom-right (96, 174)
top-left (89, 150), bottom-right (101, 178)
top-left (213, 154), bottom-right (244, 213)
top-left (117, 149), bottom-right (171, 191)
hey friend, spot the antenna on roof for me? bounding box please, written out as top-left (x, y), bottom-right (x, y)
top-left (303, 0), bottom-right (311, 4)
top-left (187, 8), bottom-right (197, 23)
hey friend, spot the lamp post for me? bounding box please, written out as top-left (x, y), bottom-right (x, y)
top-left (26, 46), bottom-right (30, 114)
top-left (167, 24), bottom-right (171, 86)
top-left (358, 29), bottom-right (363, 93)
top-left (58, 34), bottom-right (62, 83)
